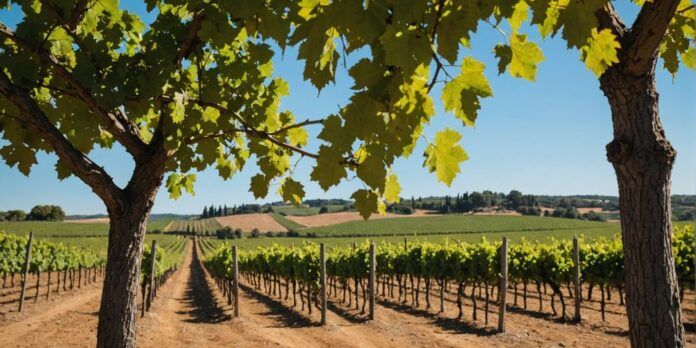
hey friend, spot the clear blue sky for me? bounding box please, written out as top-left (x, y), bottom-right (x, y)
top-left (0, 1), bottom-right (694, 215)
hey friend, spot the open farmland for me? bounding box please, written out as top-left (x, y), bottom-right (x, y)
top-left (215, 213), bottom-right (287, 232)
top-left (164, 218), bottom-right (222, 234)
top-left (302, 214), bottom-right (616, 237)
top-left (285, 209), bottom-right (436, 228)
top-left (271, 204), bottom-right (346, 216)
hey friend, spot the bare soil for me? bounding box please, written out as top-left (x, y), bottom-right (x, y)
top-left (1, 241), bottom-right (693, 347)
top-left (215, 213), bottom-right (288, 232)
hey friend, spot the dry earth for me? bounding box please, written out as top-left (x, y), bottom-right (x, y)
top-left (1, 241), bottom-right (693, 347)
top-left (215, 213), bottom-right (288, 232)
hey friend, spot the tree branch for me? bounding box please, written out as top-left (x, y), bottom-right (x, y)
top-left (269, 118), bottom-right (324, 135)
top-left (0, 70), bottom-right (125, 208)
top-left (173, 12), bottom-right (206, 68)
top-left (0, 22), bottom-right (147, 158)
top-left (595, 3), bottom-right (628, 40)
top-left (623, 0), bottom-right (681, 75)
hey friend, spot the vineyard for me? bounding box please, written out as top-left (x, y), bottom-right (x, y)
top-left (203, 225), bottom-right (694, 329)
top-left (0, 232), bottom-right (187, 317)
top-left (164, 219), bottom-right (222, 235)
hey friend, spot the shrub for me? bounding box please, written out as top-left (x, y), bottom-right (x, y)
top-left (250, 228), bottom-right (260, 238)
top-left (319, 206), bottom-right (329, 214)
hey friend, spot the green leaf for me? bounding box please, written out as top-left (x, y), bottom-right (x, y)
top-left (581, 28), bottom-right (620, 77)
top-left (423, 128), bottom-right (468, 187)
top-left (351, 189), bottom-right (379, 220)
top-left (202, 106), bottom-right (220, 123)
top-left (165, 173), bottom-right (196, 200)
top-left (509, 1), bottom-right (529, 32)
top-left (287, 127), bottom-right (308, 146)
top-left (379, 23), bottom-right (432, 74)
top-left (494, 44), bottom-right (513, 75)
top-left (278, 178), bottom-right (305, 205)
top-left (249, 174), bottom-right (270, 199)
top-left (508, 34), bottom-right (544, 81)
top-left (356, 146), bottom-right (387, 192)
top-left (441, 57), bottom-right (493, 127)
top-left (383, 174), bottom-right (401, 203)
top-left (310, 145), bottom-right (347, 190)
top-left (170, 92), bottom-right (186, 123)
top-left (683, 47), bottom-right (696, 70)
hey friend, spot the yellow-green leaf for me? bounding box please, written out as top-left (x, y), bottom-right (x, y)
top-left (278, 178), bottom-right (305, 205)
top-left (508, 34), bottom-right (544, 81)
top-left (384, 174), bottom-right (401, 203)
top-left (423, 128), bottom-right (468, 187)
top-left (581, 28), bottom-right (620, 77)
top-left (441, 57), bottom-right (493, 127)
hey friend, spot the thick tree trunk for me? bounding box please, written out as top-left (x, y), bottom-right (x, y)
top-left (96, 205), bottom-right (153, 348)
top-left (600, 65), bottom-right (685, 347)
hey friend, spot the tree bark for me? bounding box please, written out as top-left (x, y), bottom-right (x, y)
top-left (96, 173), bottom-right (162, 348)
top-left (600, 64), bottom-right (685, 347)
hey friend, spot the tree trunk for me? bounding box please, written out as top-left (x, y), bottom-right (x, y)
top-left (600, 64), bottom-right (684, 346)
top-left (96, 207), bottom-right (151, 348)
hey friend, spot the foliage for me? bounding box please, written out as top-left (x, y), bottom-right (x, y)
top-left (2, 0), bottom-right (692, 222)
top-left (0, 232), bottom-right (105, 275)
top-left (205, 229), bottom-right (695, 298)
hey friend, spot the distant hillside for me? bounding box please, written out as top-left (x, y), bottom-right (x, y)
top-left (66, 213), bottom-right (195, 221)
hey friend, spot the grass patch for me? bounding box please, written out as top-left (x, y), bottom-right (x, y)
top-left (303, 215), bottom-right (616, 237)
top-left (268, 212), bottom-right (305, 230)
top-left (271, 204), bottom-right (346, 216)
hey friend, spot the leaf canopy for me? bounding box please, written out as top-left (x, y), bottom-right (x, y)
top-left (0, 0), bottom-right (693, 219)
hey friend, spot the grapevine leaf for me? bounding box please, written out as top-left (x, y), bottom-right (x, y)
top-left (384, 174), bottom-right (401, 204)
top-left (581, 28), bottom-right (620, 77)
top-left (508, 34), bottom-right (544, 81)
top-left (423, 128), bottom-right (468, 187)
top-left (278, 178), bottom-right (305, 205)
top-left (352, 189), bottom-right (379, 220)
top-left (441, 57), bottom-right (493, 127)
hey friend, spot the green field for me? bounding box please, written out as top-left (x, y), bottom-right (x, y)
top-left (199, 216), bottom-right (696, 251)
top-left (43, 234), bottom-right (184, 253)
top-left (271, 204), bottom-right (346, 216)
top-left (199, 226), bottom-right (621, 251)
top-left (0, 221), bottom-right (109, 237)
top-left (303, 215), bottom-right (617, 237)
top-left (268, 212), bottom-right (305, 230)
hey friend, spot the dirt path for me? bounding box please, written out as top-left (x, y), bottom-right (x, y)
top-left (0, 283), bottom-right (102, 347)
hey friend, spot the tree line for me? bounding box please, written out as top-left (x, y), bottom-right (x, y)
top-left (0, 205), bottom-right (65, 222)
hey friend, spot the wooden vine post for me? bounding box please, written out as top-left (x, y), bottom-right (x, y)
top-left (573, 236), bottom-right (581, 322)
top-left (147, 240), bottom-right (157, 311)
top-left (369, 241), bottom-right (376, 320)
top-left (18, 231), bottom-right (33, 313)
top-left (498, 237), bottom-right (508, 333)
top-left (233, 245), bottom-right (239, 318)
top-left (320, 243), bottom-right (327, 325)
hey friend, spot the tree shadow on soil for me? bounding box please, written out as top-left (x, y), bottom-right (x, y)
top-left (239, 283), bottom-right (319, 328)
top-left (377, 299), bottom-right (497, 337)
top-left (177, 247), bottom-right (229, 324)
top-left (326, 300), bottom-right (369, 324)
